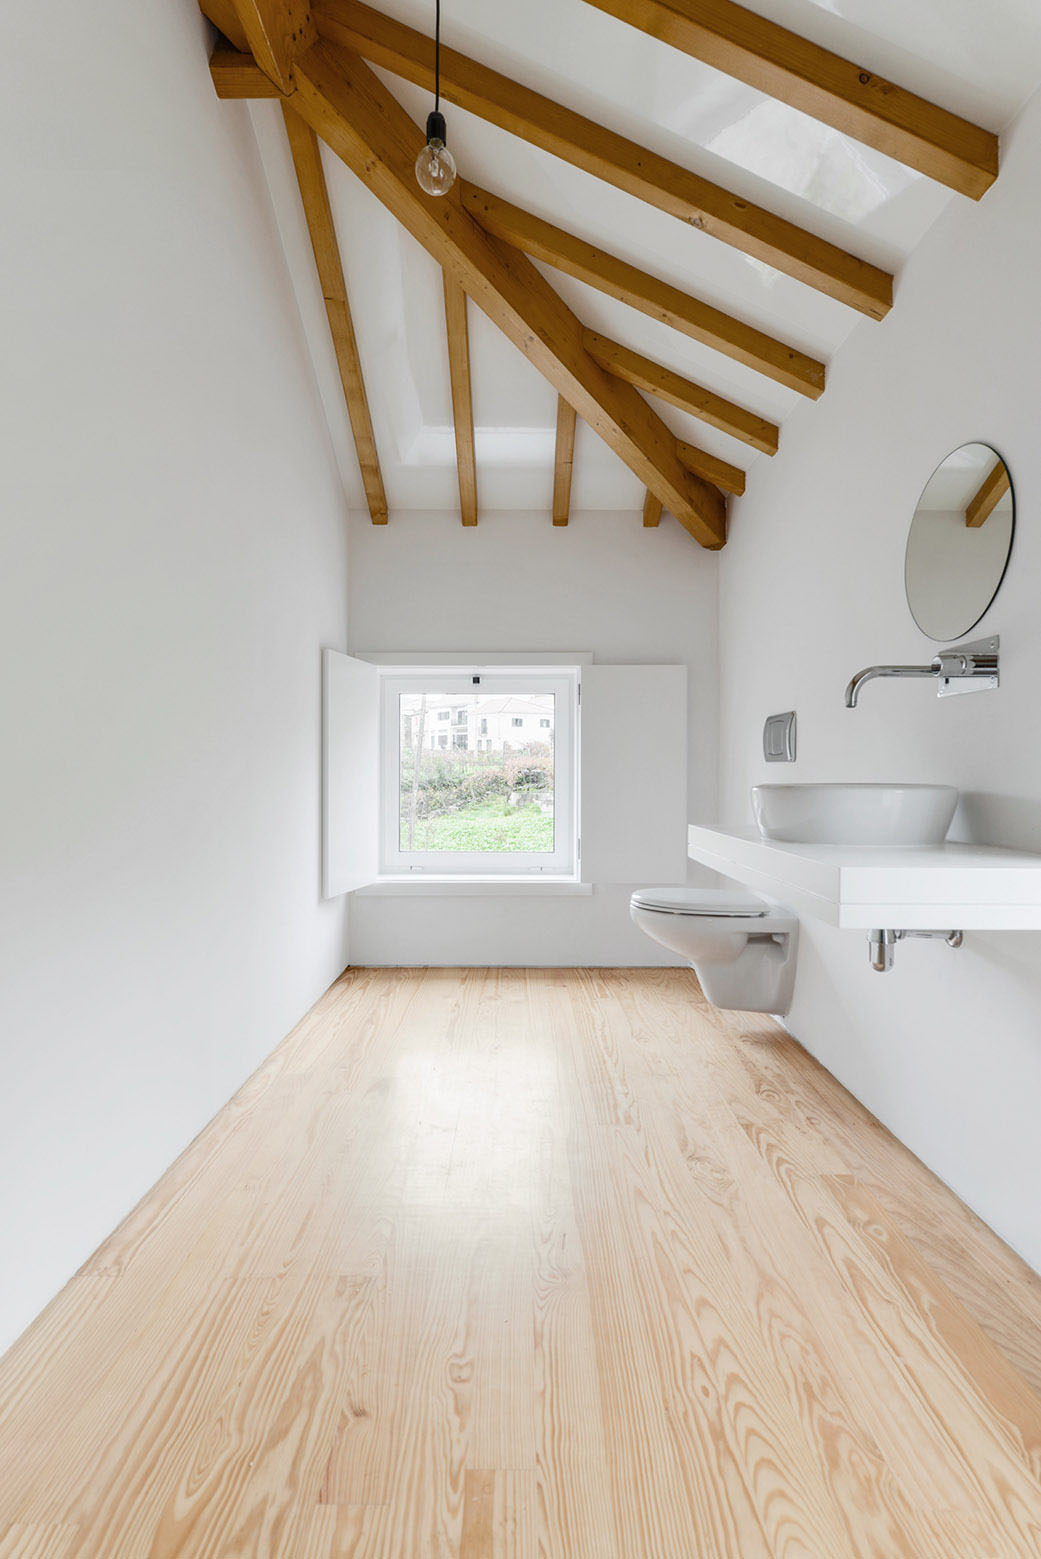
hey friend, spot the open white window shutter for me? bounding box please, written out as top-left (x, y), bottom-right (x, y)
top-left (579, 664), bottom-right (688, 885)
top-left (322, 648), bottom-right (380, 897)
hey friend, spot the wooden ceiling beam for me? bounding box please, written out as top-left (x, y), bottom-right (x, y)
top-left (965, 460), bottom-right (1010, 528)
top-left (552, 399), bottom-right (578, 526)
top-left (312, 0), bottom-right (892, 317)
top-left (281, 105), bottom-right (388, 523)
top-left (676, 441), bottom-right (745, 496)
top-left (290, 41), bottom-right (726, 547)
top-left (643, 493), bottom-right (663, 528)
top-left (210, 41), bottom-right (281, 96)
top-left (583, 331), bottom-right (777, 453)
top-left (199, 0), bottom-right (251, 51)
top-left (218, 0), bottom-right (316, 91)
top-left (580, 0), bottom-right (998, 199)
top-left (443, 276), bottom-right (479, 527)
top-left (463, 185), bottom-right (824, 398)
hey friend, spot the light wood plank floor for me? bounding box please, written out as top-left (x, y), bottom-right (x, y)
top-left (4, 968), bottom-right (1041, 1557)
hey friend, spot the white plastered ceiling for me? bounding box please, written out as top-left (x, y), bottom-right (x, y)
top-left (243, 0), bottom-right (1041, 518)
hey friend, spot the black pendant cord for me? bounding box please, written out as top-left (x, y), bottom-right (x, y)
top-left (423, 0), bottom-right (446, 150)
top-left (434, 0), bottom-right (441, 112)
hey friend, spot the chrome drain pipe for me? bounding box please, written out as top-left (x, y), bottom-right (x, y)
top-left (868, 928), bottom-right (963, 971)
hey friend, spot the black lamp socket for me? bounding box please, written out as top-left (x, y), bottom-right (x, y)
top-left (425, 109), bottom-right (448, 145)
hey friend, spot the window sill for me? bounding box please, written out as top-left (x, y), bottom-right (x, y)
top-left (354, 876), bottom-right (593, 897)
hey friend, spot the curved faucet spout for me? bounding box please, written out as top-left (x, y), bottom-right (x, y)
top-left (844, 640), bottom-right (998, 707)
top-left (844, 661), bottom-right (942, 708)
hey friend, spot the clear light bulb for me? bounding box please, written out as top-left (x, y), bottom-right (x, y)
top-left (415, 139), bottom-right (457, 196)
top-left (416, 110), bottom-right (456, 196)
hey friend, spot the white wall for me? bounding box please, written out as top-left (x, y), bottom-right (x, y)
top-left (0, 1), bottom-right (350, 1353)
top-left (718, 84), bottom-right (1041, 1270)
top-left (348, 508), bottom-right (719, 965)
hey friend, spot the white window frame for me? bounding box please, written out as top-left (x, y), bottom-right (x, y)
top-left (380, 670), bottom-right (577, 876)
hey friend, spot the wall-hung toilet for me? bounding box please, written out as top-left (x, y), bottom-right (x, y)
top-left (630, 887), bottom-right (798, 1015)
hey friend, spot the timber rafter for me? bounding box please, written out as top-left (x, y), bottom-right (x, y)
top-left (289, 40), bottom-right (727, 546)
top-left (202, 0), bottom-right (1001, 547)
top-left (579, 0), bottom-right (999, 199)
top-left (281, 104), bottom-right (387, 524)
top-left (309, 0), bottom-right (893, 318)
top-left (443, 276), bottom-right (479, 527)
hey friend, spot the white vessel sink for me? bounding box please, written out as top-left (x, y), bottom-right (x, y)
top-left (751, 783), bottom-right (959, 847)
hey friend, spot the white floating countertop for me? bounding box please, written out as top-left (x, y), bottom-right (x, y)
top-left (688, 823), bottom-right (1041, 930)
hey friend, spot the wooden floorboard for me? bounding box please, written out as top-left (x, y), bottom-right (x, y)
top-left (3, 967), bottom-right (1041, 1556)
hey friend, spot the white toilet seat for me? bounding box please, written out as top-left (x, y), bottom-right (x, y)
top-left (630, 887), bottom-right (769, 918)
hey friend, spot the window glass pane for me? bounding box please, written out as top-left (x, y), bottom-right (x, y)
top-left (398, 692), bottom-right (555, 853)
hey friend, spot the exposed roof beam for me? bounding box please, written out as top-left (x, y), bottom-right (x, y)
top-left (291, 42), bottom-right (726, 547)
top-left (220, 0), bottom-right (316, 91)
top-left (580, 0), bottom-right (998, 199)
top-left (443, 276), bottom-right (479, 527)
top-left (199, 0), bottom-right (251, 51)
top-left (676, 441), bottom-right (745, 496)
top-left (966, 460), bottom-right (1010, 528)
top-left (552, 399), bottom-right (578, 527)
top-left (209, 41), bottom-right (279, 96)
top-left (583, 331), bottom-right (777, 453)
top-left (281, 104), bottom-right (388, 523)
top-left (643, 493), bottom-right (663, 528)
top-left (463, 186), bottom-right (824, 399)
top-left (311, 0), bottom-right (892, 317)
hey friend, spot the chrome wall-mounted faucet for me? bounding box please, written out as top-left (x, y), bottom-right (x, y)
top-left (845, 635), bottom-right (999, 707)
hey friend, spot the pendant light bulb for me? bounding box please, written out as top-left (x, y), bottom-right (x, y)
top-left (416, 109), bottom-right (456, 196)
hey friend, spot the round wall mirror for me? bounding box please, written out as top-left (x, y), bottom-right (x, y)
top-left (904, 442), bottom-right (1014, 641)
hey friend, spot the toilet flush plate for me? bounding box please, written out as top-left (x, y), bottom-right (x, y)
top-left (763, 710), bottom-right (796, 762)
